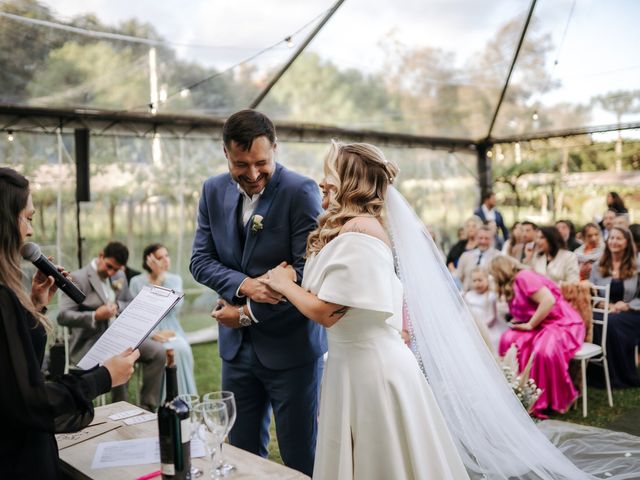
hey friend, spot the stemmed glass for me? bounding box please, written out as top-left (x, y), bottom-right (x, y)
top-left (177, 394), bottom-right (202, 478)
top-left (196, 400), bottom-right (228, 480)
top-left (203, 391), bottom-right (237, 476)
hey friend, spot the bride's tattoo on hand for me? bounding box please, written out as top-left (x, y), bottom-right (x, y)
top-left (330, 306), bottom-right (349, 318)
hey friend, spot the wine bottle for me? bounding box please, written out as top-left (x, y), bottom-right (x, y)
top-left (158, 349), bottom-right (191, 479)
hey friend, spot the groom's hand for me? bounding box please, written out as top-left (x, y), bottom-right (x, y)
top-left (239, 277), bottom-right (283, 304)
top-left (211, 299), bottom-right (242, 329)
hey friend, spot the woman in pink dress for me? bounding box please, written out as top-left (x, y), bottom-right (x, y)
top-left (488, 256), bottom-right (585, 418)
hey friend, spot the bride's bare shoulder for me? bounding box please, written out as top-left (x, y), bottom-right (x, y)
top-left (339, 216), bottom-right (392, 248)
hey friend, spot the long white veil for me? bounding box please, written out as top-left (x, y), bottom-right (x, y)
top-left (385, 186), bottom-right (594, 480)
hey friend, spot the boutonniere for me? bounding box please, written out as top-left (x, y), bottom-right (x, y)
top-left (251, 214), bottom-right (264, 234)
top-left (111, 278), bottom-right (124, 292)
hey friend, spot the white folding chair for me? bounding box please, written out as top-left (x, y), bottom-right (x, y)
top-left (573, 284), bottom-right (613, 417)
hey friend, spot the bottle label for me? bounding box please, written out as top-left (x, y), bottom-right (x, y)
top-left (181, 418), bottom-right (190, 444)
top-left (161, 463), bottom-right (175, 475)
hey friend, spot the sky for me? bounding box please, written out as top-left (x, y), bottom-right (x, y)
top-left (32, 0), bottom-right (640, 132)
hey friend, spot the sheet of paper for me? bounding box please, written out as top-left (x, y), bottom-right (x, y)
top-left (108, 408), bottom-right (146, 421)
top-left (91, 437), bottom-right (206, 469)
top-left (78, 285), bottom-right (182, 370)
top-left (123, 413), bottom-right (157, 425)
top-left (56, 422), bottom-right (121, 450)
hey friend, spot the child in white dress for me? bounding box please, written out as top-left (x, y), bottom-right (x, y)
top-left (463, 267), bottom-right (508, 353)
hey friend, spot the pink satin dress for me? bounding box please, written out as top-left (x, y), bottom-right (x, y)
top-left (499, 270), bottom-right (585, 417)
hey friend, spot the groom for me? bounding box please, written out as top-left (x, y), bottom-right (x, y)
top-left (190, 110), bottom-right (326, 475)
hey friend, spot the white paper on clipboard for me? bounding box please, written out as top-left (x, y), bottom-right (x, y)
top-left (77, 285), bottom-right (183, 370)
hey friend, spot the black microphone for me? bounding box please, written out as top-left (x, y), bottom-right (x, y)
top-left (21, 242), bottom-right (86, 304)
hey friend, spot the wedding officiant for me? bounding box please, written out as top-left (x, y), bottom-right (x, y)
top-left (0, 167), bottom-right (139, 479)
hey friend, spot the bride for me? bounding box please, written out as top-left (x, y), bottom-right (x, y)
top-left (263, 141), bottom-right (637, 480)
top-left (262, 142), bottom-right (469, 479)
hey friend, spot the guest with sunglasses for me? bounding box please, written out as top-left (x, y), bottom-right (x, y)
top-left (57, 242), bottom-right (165, 412)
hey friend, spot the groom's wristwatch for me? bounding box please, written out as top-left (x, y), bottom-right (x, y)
top-left (237, 306), bottom-right (252, 327)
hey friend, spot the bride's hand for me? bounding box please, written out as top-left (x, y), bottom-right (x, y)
top-left (260, 265), bottom-right (294, 294)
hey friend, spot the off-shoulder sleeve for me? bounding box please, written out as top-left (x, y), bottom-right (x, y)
top-left (0, 286), bottom-right (111, 435)
top-left (308, 234), bottom-right (398, 317)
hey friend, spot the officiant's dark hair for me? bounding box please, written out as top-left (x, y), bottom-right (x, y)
top-left (223, 109), bottom-right (276, 151)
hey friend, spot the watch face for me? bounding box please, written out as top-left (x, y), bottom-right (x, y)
top-left (239, 315), bottom-right (252, 327)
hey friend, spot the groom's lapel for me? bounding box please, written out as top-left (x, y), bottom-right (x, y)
top-left (241, 164), bottom-right (283, 270)
top-left (223, 181), bottom-right (243, 267)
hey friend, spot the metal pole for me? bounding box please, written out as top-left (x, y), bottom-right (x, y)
top-left (249, 0), bottom-right (347, 109)
top-left (485, 0), bottom-right (537, 140)
top-left (476, 142), bottom-right (493, 203)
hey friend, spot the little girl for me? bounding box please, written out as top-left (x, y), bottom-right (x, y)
top-left (463, 267), bottom-right (507, 353)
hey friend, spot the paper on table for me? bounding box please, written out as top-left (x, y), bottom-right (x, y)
top-left (91, 437), bottom-right (206, 469)
top-left (108, 408), bottom-right (146, 421)
top-left (78, 285), bottom-right (182, 370)
top-left (123, 413), bottom-right (157, 426)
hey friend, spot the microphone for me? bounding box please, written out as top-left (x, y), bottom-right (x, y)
top-left (21, 242), bottom-right (86, 304)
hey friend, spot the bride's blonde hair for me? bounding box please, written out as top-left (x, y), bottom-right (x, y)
top-left (306, 141), bottom-right (399, 255)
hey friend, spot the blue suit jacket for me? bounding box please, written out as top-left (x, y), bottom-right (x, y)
top-left (190, 163), bottom-right (327, 370)
top-left (474, 206), bottom-right (509, 241)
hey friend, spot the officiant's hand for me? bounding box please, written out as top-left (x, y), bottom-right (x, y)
top-left (211, 299), bottom-right (242, 329)
top-left (239, 277), bottom-right (283, 304)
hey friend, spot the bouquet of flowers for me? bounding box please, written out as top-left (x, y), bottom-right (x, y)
top-left (501, 344), bottom-right (543, 413)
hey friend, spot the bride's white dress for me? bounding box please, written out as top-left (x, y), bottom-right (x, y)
top-left (302, 232), bottom-right (469, 480)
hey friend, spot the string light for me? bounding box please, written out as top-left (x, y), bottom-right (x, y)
top-left (285, 36), bottom-right (294, 48)
top-left (148, 103), bottom-right (157, 115)
top-left (179, 88), bottom-right (190, 98)
top-left (532, 110), bottom-right (539, 121)
top-left (7, 130), bottom-right (14, 142)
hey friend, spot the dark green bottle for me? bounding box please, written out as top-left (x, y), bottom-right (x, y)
top-left (158, 349), bottom-right (191, 479)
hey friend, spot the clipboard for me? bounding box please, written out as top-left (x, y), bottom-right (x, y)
top-left (77, 285), bottom-right (184, 370)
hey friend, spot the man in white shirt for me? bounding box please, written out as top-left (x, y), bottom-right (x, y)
top-left (456, 226), bottom-right (502, 291)
top-left (58, 242), bottom-right (165, 411)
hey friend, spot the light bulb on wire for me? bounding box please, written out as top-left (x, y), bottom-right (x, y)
top-left (7, 130), bottom-right (14, 142)
top-left (285, 36), bottom-right (294, 48)
top-left (532, 110), bottom-right (539, 121)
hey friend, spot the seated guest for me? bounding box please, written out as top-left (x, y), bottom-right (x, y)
top-left (489, 256), bottom-right (585, 418)
top-left (130, 244), bottom-right (197, 397)
top-left (575, 223), bottom-right (605, 280)
top-left (556, 220), bottom-right (581, 251)
top-left (529, 226), bottom-right (579, 284)
top-left (519, 221), bottom-right (539, 264)
top-left (600, 209), bottom-right (617, 240)
top-left (0, 167), bottom-right (138, 479)
top-left (446, 216), bottom-right (481, 272)
top-left (463, 267), bottom-right (507, 352)
top-left (589, 226), bottom-right (640, 388)
top-left (630, 224), bottom-right (640, 262)
top-left (612, 213), bottom-right (630, 230)
top-left (502, 221), bottom-right (523, 258)
top-left (57, 242), bottom-right (165, 412)
top-left (456, 226), bottom-right (501, 291)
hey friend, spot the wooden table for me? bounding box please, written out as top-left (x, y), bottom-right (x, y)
top-left (58, 402), bottom-right (309, 480)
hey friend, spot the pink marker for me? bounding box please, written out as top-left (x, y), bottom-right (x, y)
top-left (134, 470), bottom-right (161, 480)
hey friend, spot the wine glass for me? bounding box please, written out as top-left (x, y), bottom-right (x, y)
top-left (177, 394), bottom-right (202, 478)
top-left (202, 391), bottom-right (237, 476)
top-left (196, 400), bottom-right (228, 480)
